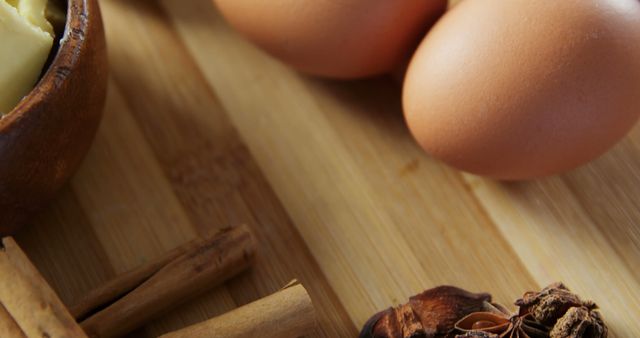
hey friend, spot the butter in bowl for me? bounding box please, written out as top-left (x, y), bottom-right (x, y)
top-left (0, 0), bottom-right (64, 115)
top-left (0, 0), bottom-right (108, 235)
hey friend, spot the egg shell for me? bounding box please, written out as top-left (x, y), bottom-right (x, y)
top-left (213, 0), bottom-right (447, 79)
top-left (403, 0), bottom-right (640, 180)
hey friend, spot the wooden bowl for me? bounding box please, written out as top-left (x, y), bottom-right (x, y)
top-left (0, 0), bottom-right (107, 235)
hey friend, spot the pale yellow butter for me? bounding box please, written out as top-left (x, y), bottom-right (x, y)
top-left (15, 0), bottom-right (54, 35)
top-left (0, 0), bottom-right (54, 115)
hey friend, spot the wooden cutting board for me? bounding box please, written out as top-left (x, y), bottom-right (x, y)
top-left (15, 0), bottom-right (640, 336)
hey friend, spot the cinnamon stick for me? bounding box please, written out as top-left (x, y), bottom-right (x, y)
top-left (71, 233), bottom-right (206, 320)
top-left (0, 237), bottom-right (87, 338)
top-left (159, 283), bottom-right (317, 338)
top-left (0, 303), bottom-right (26, 338)
top-left (79, 225), bottom-right (256, 338)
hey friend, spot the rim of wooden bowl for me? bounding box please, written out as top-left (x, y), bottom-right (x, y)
top-left (0, 0), bottom-right (86, 130)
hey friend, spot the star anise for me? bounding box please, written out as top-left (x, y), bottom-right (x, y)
top-left (359, 286), bottom-right (495, 338)
top-left (456, 332), bottom-right (498, 338)
top-left (454, 302), bottom-right (550, 338)
top-left (360, 283), bottom-right (607, 338)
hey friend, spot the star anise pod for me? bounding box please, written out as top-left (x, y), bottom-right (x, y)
top-left (454, 302), bottom-right (550, 338)
top-left (549, 306), bottom-right (607, 338)
top-left (456, 332), bottom-right (498, 338)
top-left (359, 286), bottom-right (495, 338)
top-left (515, 283), bottom-right (585, 326)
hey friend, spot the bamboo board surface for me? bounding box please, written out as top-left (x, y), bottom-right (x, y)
top-left (15, 0), bottom-right (640, 336)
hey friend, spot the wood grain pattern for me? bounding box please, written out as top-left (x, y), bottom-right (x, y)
top-left (14, 0), bottom-right (640, 337)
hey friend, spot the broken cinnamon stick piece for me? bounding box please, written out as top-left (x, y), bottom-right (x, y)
top-left (79, 225), bottom-right (256, 338)
top-left (0, 237), bottom-right (87, 338)
top-left (0, 303), bottom-right (26, 338)
top-left (159, 283), bottom-right (317, 338)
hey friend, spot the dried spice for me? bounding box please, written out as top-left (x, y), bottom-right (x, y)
top-left (550, 306), bottom-right (607, 338)
top-left (360, 283), bottom-right (607, 338)
top-left (454, 302), bottom-right (549, 338)
top-left (516, 283), bottom-right (585, 326)
top-left (359, 286), bottom-right (494, 338)
top-left (455, 332), bottom-right (498, 338)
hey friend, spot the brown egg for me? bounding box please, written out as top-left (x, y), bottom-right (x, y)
top-left (403, 0), bottom-right (640, 180)
top-left (212, 0), bottom-right (447, 79)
